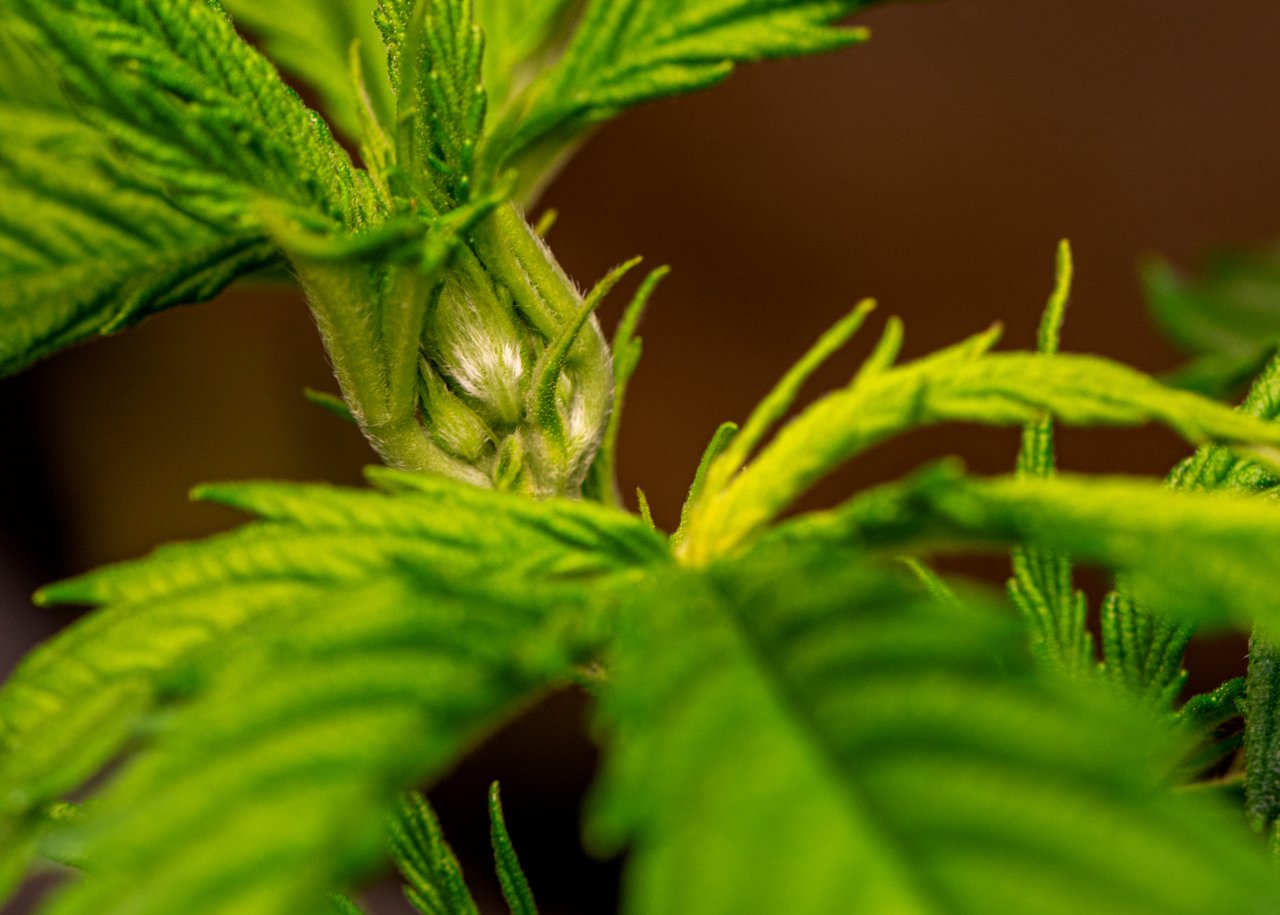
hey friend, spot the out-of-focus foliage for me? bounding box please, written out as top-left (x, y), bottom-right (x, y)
top-left (1146, 244), bottom-right (1280, 397)
top-left (591, 552), bottom-right (1280, 915)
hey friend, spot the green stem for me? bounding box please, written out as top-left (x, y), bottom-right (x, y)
top-left (297, 259), bottom-right (436, 471)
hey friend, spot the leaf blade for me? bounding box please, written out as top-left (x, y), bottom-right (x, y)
top-left (593, 552), bottom-right (1279, 914)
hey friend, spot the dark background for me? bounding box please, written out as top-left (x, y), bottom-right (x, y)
top-left (4, 2), bottom-right (1280, 911)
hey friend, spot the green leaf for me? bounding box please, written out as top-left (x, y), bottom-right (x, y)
top-left (332, 895), bottom-right (368, 915)
top-left (592, 551), bottom-right (1278, 914)
top-left (0, 473), bottom-right (664, 909)
top-left (1145, 244), bottom-right (1280, 397)
top-left (222, 0), bottom-right (394, 143)
top-left (472, 0), bottom-right (575, 117)
top-left (1246, 638), bottom-right (1280, 835)
top-left (0, 0), bottom-right (379, 376)
top-left (0, 105), bottom-right (279, 375)
top-left (1101, 353), bottom-right (1280, 703)
top-left (6, 0), bottom-right (374, 221)
top-left (671, 422), bottom-right (739, 548)
top-left (897, 556), bottom-right (958, 604)
top-left (1007, 241), bottom-right (1092, 673)
top-left (489, 783), bottom-right (538, 915)
top-left (392, 791), bottom-right (480, 915)
top-left (487, 0), bottom-right (881, 193)
top-left (38, 577), bottom-right (587, 915)
top-left (0, 22), bottom-right (62, 106)
top-left (802, 469), bottom-right (1280, 637)
top-left (585, 265), bottom-right (668, 505)
top-left (679, 318), bottom-right (1280, 563)
top-left (376, 0), bottom-right (488, 210)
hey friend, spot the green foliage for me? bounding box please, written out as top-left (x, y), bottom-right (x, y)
top-left (375, 0), bottom-right (488, 210)
top-left (786, 468), bottom-right (1280, 635)
top-left (0, 0), bottom-right (375, 376)
top-left (386, 784), bottom-right (539, 915)
top-left (8, 2), bottom-right (1280, 913)
top-left (392, 791), bottom-right (480, 915)
top-left (1146, 244), bottom-right (1280, 396)
top-left (486, 0), bottom-right (882, 193)
top-left (221, 0), bottom-right (393, 143)
top-left (489, 783), bottom-right (539, 915)
top-left (0, 104), bottom-right (279, 375)
top-left (471, 0), bottom-right (574, 118)
top-left (1093, 352), bottom-right (1280, 705)
top-left (678, 312), bottom-right (1280, 563)
top-left (592, 550), bottom-right (1279, 914)
top-left (3, 0), bottom-right (374, 221)
top-left (1006, 241), bottom-right (1092, 674)
top-left (0, 472), bottom-right (662, 909)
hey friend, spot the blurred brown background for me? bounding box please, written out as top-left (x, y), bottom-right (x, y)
top-left (4, 1), bottom-right (1280, 912)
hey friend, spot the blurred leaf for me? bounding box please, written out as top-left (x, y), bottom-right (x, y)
top-left (592, 551), bottom-right (1279, 914)
top-left (791, 469), bottom-right (1280, 637)
top-left (1145, 246), bottom-right (1280, 397)
top-left (0, 473), bottom-right (664, 910)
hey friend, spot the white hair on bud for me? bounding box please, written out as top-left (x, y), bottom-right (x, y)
top-left (442, 321), bottom-right (524, 418)
top-left (565, 387), bottom-right (605, 462)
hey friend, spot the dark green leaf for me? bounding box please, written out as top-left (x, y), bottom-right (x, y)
top-left (489, 783), bottom-right (538, 915)
top-left (1145, 245), bottom-right (1280, 397)
top-left (392, 791), bottom-right (480, 915)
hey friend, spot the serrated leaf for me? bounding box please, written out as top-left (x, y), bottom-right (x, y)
top-left (1100, 353), bottom-right (1280, 702)
top-left (486, 0), bottom-right (881, 194)
top-left (488, 783), bottom-right (538, 915)
top-left (1007, 240), bottom-right (1092, 673)
top-left (38, 577), bottom-right (589, 915)
top-left (592, 551), bottom-right (1279, 914)
top-left (679, 319), bottom-right (1280, 563)
top-left (376, 0), bottom-right (488, 210)
top-left (800, 469), bottom-right (1280, 638)
top-left (0, 105), bottom-right (279, 375)
top-left (6, 0), bottom-right (375, 222)
top-left (222, 0), bottom-right (394, 143)
top-left (0, 0), bottom-right (378, 375)
top-left (392, 791), bottom-right (480, 915)
top-left (0, 473), bottom-right (664, 909)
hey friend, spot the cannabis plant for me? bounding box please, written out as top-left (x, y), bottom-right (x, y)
top-left (5, 2), bottom-right (1280, 913)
